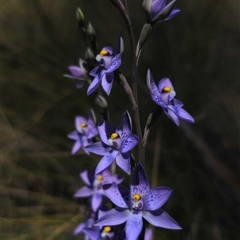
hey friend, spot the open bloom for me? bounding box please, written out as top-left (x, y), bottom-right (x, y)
top-left (74, 168), bottom-right (123, 212)
top-left (87, 35), bottom-right (124, 95)
top-left (68, 109), bottom-right (98, 155)
top-left (64, 59), bottom-right (89, 89)
top-left (142, 0), bottom-right (180, 25)
top-left (83, 210), bottom-right (116, 240)
top-left (94, 163), bottom-right (181, 240)
top-left (147, 70), bottom-right (195, 126)
top-left (84, 111), bottom-right (139, 175)
top-left (74, 214), bottom-right (95, 239)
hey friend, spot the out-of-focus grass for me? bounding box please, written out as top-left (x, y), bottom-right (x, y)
top-left (1, 0), bottom-right (240, 239)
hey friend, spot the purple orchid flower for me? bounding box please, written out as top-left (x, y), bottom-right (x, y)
top-left (68, 109), bottom-right (98, 155)
top-left (64, 59), bottom-right (89, 89)
top-left (94, 163), bottom-right (181, 240)
top-left (83, 210), bottom-right (115, 240)
top-left (84, 111), bottom-right (139, 175)
top-left (74, 215), bottom-right (95, 239)
top-left (142, 0), bottom-right (180, 25)
top-left (87, 35), bottom-right (124, 96)
top-left (147, 70), bottom-right (195, 126)
top-left (74, 168), bottom-right (123, 212)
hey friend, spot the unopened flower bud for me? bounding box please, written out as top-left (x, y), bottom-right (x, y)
top-left (95, 95), bottom-right (108, 109)
top-left (76, 8), bottom-right (85, 28)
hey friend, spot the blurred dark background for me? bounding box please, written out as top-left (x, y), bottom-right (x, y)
top-left (1, 0), bottom-right (240, 239)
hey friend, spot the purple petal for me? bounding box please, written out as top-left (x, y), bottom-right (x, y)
top-left (115, 152), bottom-right (131, 175)
top-left (158, 78), bottom-right (175, 104)
top-left (142, 209), bottom-right (182, 230)
top-left (89, 66), bottom-right (100, 77)
top-left (165, 106), bottom-right (180, 126)
top-left (131, 163), bottom-right (150, 194)
top-left (150, 0), bottom-right (166, 20)
top-left (101, 72), bottom-right (113, 95)
top-left (98, 121), bottom-right (116, 145)
top-left (175, 105), bottom-right (195, 123)
top-left (103, 183), bottom-right (130, 208)
top-left (106, 54), bottom-right (121, 73)
top-left (76, 82), bottom-right (85, 89)
top-left (74, 186), bottom-right (93, 198)
top-left (165, 9), bottom-right (181, 21)
top-left (145, 228), bottom-right (153, 240)
top-left (118, 111), bottom-right (132, 135)
top-left (68, 66), bottom-right (85, 78)
top-left (92, 193), bottom-right (103, 212)
top-left (83, 227), bottom-right (101, 240)
top-left (80, 170), bottom-right (94, 186)
top-left (87, 127), bottom-right (98, 139)
top-left (68, 131), bottom-right (79, 140)
top-left (125, 212), bottom-right (143, 240)
top-left (95, 151), bottom-right (118, 174)
top-left (84, 142), bottom-right (109, 156)
top-left (121, 134), bottom-right (139, 153)
top-left (71, 140), bottom-right (82, 155)
top-left (94, 208), bottom-right (130, 226)
top-left (73, 222), bottom-right (86, 235)
top-left (87, 74), bottom-right (102, 95)
top-left (143, 187), bottom-right (172, 211)
top-left (146, 70), bottom-right (164, 107)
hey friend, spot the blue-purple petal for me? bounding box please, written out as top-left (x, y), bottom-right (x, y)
top-left (106, 54), bottom-right (121, 73)
top-left (145, 228), bottom-right (153, 240)
top-left (115, 152), bottom-right (131, 175)
top-left (142, 209), bottom-right (182, 230)
top-left (143, 186), bottom-right (172, 211)
top-left (74, 186), bottom-right (93, 198)
top-left (121, 134), bottom-right (139, 153)
top-left (84, 142), bottom-right (109, 156)
top-left (130, 163), bottom-right (150, 194)
top-left (92, 193), bottom-right (103, 212)
top-left (175, 106), bottom-right (195, 123)
top-left (68, 131), bottom-right (79, 140)
top-left (147, 70), bottom-right (165, 107)
top-left (83, 227), bottom-right (101, 240)
top-left (118, 111), bottom-right (132, 135)
top-left (76, 82), bottom-right (85, 89)
top-left (125, 211), bottom-right (143, 240)
top-left (103, 183), bottom-right (130, 208)
top-left (98, 121), bottom-right (116, 145)
top-left (69, 66), bottom-right (85, 78)
top-left (87, 75), bottom-right (101, 96)
top-left (73, 222), bottom-right (86, 235)
top-left (101, 72), bottom-right (114, 95)
top-left (165, 9), bottom-right (181, 21)
top-left (72, 140), bottom-right (82, 155)
top-left (95, 151), bottom-right (118, 174)
top-left (94, 208), bottom-right (130, 226)
top-left (165, 106), bottom-right (180, 126)
top-left (80, 170), bottom-right (93, 186)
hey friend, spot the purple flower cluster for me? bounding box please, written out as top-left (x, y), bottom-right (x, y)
top-left (87, 35), bottom-right (124, 96)
top-left (84, 111), bottom-right (139, 175)
top-left (68, 109), bottom-right (98, 155)
top-left (147, 70), bottom-right (195, 126)
top-left (64, 1), bottom-right (196, 239)
top-left (95, 163), bottom-right (181, 240)
top-left (74, 168), bottom-right (123, 211)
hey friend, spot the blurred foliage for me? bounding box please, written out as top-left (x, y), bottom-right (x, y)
top-left (1, 0), bottom-right (240, 239)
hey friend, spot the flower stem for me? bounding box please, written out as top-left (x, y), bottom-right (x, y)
top-left (110, 0), bottom-right (145, 165)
